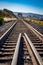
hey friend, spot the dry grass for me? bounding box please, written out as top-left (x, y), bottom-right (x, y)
top-left (3, 17), bottom-right (17, 23)
top-left (24, 18), bottom-right (43, 26)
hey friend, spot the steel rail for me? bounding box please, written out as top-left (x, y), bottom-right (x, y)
top-left (22, 19), bottom-right (43, 42)
top-left (24, 33), bottom-right (43, 65)
top-left (0, 21), bottom-right (17, 43)
top-left (11, 33), bottom-right (21, 65)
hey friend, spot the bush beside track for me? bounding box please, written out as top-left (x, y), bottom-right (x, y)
top-left (0, 17), bottom-right (5, 26)
top-left (24, 18), bottom-right (43, 26)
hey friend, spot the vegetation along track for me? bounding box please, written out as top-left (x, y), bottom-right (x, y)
top-left (0, 19), bottom-right (43, 65)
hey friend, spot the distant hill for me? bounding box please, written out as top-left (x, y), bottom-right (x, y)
top-left (0, 9), bottom-right (16, 18)
top-left (26, 13), bottom-right (43, 20)
top-left (22, 13), bottom-right (43, 20)
top-left (14, 12), bottom-right (43, 20)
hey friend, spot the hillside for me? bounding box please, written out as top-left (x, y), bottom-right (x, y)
top-left (14, 12), bottom-right (43, 20)
top-left (22, 13), bottom-right (43, 20)
top-left (0, 9), bottom-right (16, 18)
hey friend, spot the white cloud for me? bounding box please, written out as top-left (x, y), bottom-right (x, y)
top-left (0, 2), bottom-right (43, 15)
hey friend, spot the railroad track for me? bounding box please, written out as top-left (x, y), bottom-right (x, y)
top-left (0, 19), bottom-right (43, 65)
top-left (26, 28), bottom-right (43, 64)
top-left (26, 21), bottom-right (43, 35)
top-left (17, 35), bottom-right (39, 65)
top-left (0, 21), bottom-right (16, 37)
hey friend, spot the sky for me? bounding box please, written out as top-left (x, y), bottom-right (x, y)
top-left (0, 0), bottom-right (43, 15)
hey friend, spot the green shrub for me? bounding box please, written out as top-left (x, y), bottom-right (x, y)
top-left (0, 17), bottom-right (4, 25)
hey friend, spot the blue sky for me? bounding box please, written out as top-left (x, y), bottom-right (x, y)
top-left (0, 0), bottom-right (43, 15)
